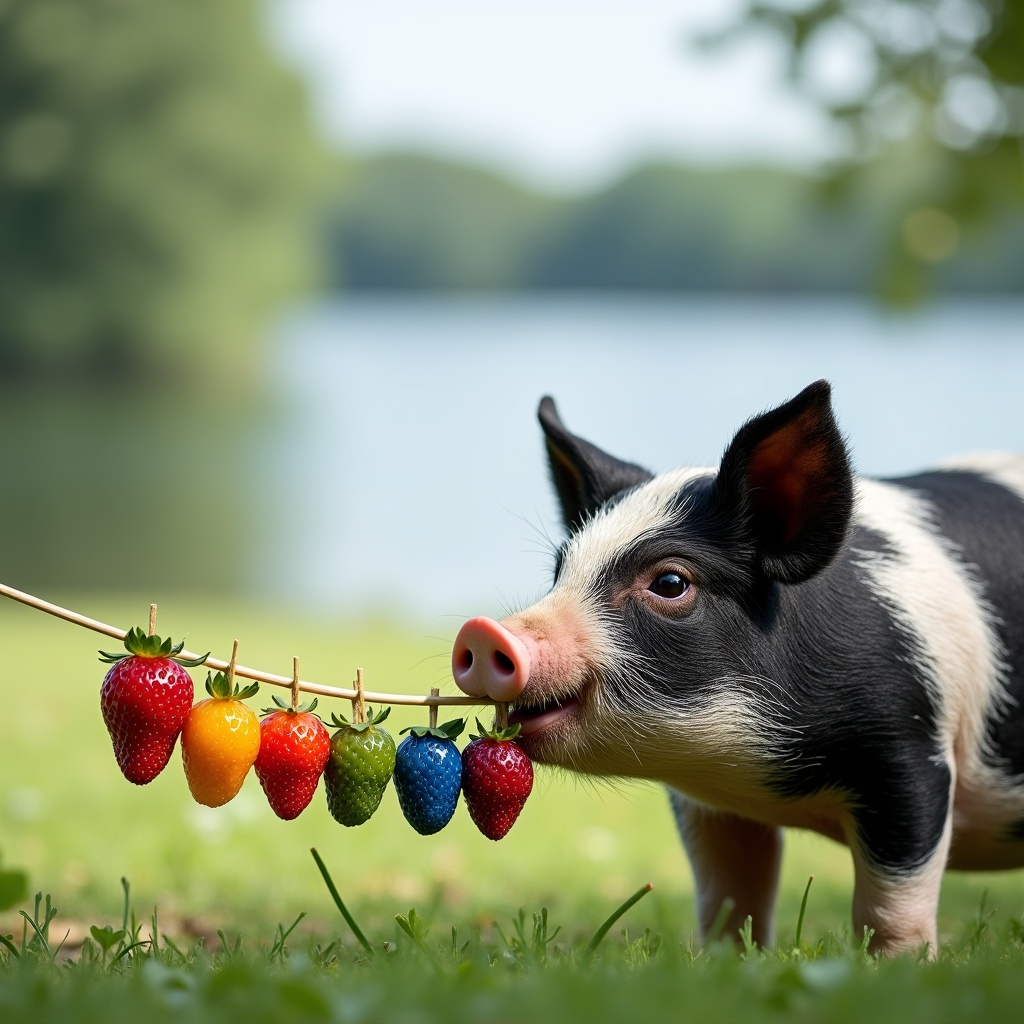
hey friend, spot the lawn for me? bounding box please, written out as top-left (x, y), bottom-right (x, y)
top-left (3, 592), bottom-right (1024, 1022)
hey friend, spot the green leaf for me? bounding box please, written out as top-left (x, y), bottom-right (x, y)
top-left (89, 925), bottom-right (126, 954)
top-left (439, 718), bottom-right (466, 740)
top-left (469, 718), bottom-right (522, 743)
top-left (206, 672), bottom-right (259, 700)
top-left (173, 650), bottom-right (210, 668)
top-left (0, 869), bottom-right (28, 912)
top-left (366, 706), bottom-right (391, 726)
top-left (400, 718), bottom-right (465, 741)
top-left (206, 671), bottom-right (232, 699)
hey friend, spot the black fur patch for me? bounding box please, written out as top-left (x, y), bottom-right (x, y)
top-left (1005, 819), bottom-right (1024, 842)
top-left (747, 524), bottom-right (950, 872)
top-left (594, 499), bottom-right (951, 872)
top-left (538, 397), bottom-right (652, 534)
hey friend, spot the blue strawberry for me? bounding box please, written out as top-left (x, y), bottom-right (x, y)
top-left (393, 719), bottom-right (465, 835)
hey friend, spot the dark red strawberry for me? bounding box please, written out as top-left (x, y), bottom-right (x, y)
top-left (461, 719), bottom-right (533, 840)
top-left (255, 695), bottom-right (331, 820)
top-left (99, 626), bottom-right (208, 785)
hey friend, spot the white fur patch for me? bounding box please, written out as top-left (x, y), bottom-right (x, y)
top-left (556, 467), bottom-right (714, 597)
top-left (548, 465), bottom-right (787, 803)
top-left (853, 476), bottom-right (1024, 836)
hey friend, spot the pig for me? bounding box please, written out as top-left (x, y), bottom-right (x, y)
top-left (451, 380), bottom-right (1024, 956)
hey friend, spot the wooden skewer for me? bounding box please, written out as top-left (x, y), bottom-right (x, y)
top-left (291, 657), bottom-right (301, 710)
top-left (429, 687), bottom-right (439, 729)
top-left (148, 603), bottom-right (157, 637)
top-left (0, 581), bottom-right (496, 708)
top-left (353, 668), bottom-right (366, 724)
top-left (227, 639), bottom-right (240, 687)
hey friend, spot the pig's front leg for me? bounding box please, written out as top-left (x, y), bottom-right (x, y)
top-left (670, 791), bottom-right (783, 947)
top-left (847, 798), bottom-right (953, 957)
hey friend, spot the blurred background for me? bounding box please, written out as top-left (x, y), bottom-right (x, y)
top-left (1, 0), bottom-right (1023, 940)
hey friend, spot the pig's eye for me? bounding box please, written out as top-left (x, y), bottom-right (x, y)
top-left (648, 571), bottom-right (690, 600)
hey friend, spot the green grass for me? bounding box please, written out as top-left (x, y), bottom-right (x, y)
top-left (4, 593), bottom-right (1024, 1021)
top-left (3, 862), bottom-right (1024, 1024)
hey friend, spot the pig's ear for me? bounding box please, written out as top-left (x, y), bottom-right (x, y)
top-left (713, 380), bottom-right (853, 584)
top-left (538, 397), bottom-right (653, 533)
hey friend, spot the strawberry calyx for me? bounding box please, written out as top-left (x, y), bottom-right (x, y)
top-left (400, 719), bottom-right (465, 741)
top-left (98, 626), bottom-right (209, 667)
top-left (469, 718), bottom-right (522, 743)
top-left (205, 670), bottom-right (260, 701)
top-left (261, 693), bottom-right (320, 717)
top-left (329, 706), bottom-right (391, 733)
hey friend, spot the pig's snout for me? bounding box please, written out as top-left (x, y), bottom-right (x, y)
top-left (452, 617), bottom-right (530, 702)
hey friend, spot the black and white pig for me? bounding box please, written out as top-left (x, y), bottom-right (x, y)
top-left (451, 380), bottom-right (1024, 955)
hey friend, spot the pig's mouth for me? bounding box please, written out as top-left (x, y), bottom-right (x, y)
top-left (509, 691), bottom-right (583, 737)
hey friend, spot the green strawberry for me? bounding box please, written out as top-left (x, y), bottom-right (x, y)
top-left (324, 706), bottom-right (396, 826)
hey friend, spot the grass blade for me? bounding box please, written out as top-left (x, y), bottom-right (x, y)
top-left (18, 912), bottom-right (51, 959)
top-left (585, 883), bottom-right (653, 960)
top-left (112, 940), bottom-right (150, 964)
top-left (795, 875), bottom-right (814, 950)
top-left (706, 897), bottom-right (736, 945)
top-left (395, 911), bottom-right (443, 972)
top-left (310, 848), bottom-right (373, 956)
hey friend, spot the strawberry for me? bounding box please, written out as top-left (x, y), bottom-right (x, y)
top-left (180, 671), bottom-right (261, 807)
top-left (99, 626), bottom-right (208, 785)
top-left (255, 695), bottom-right (331, 820)
top-left (324, 706), bottom-right (396, 826)
top-left (461, 720), bottom-right (533, 840)
top-left (393, 719), bottom-right (465, 835)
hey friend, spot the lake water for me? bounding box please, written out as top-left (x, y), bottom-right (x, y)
top-left (2, 295), bottom-right (1022, 622)
top-left (254, 295), bottom-right (1024, 623)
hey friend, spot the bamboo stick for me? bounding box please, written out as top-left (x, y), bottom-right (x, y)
top-left (0, 581), bottom-right (494, 708)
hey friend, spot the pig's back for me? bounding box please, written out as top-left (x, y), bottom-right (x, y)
top-left (864, 455), bottom-right (1024, 859)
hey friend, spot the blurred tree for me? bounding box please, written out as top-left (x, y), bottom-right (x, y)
top-left (718, 0), bottom-right (1024, 300)
top-left (328, 155), bottom-right (1024, 293)
top-left (0, 0), bottom-right (332, 382)
top-left (332, 154), bottom-right (561, 290)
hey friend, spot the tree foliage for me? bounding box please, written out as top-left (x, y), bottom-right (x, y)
top-left (0, 0), bottom-right (332, 380)
top-left (330, 154), bottom-right (1024, 293)
top-left (719, 0), bottom-right (1024, 300)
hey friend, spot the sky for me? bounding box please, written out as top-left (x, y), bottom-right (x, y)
top-left (269, 0), bottom-right (853, 191)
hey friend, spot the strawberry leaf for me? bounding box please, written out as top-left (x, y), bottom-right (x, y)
top-left (400, 718), bottom-right (465, 741)
top-left (98, 626), bottom-right (207, 667)
top-left (469, 718), bottom-right (523, 742)
top-left (366, 706), bottom-right (391, 726)
top-left (262, 693), bottom-right (318, 716)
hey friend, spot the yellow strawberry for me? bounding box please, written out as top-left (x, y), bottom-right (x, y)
top-left (181, 671), bottom-right (260, 807)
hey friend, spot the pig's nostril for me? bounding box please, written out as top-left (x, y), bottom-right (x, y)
top-left (457, 649), bottom-right (474, 672)
top-left (493, 650), bottom-right (515, 675)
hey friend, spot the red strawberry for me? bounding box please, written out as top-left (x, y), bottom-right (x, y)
top-left (461, 719), bottom-right (534, 840)
top-left (255, 695), bottom-right (331, 820)
top-left (99, 626), bottom-right (208, 785)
